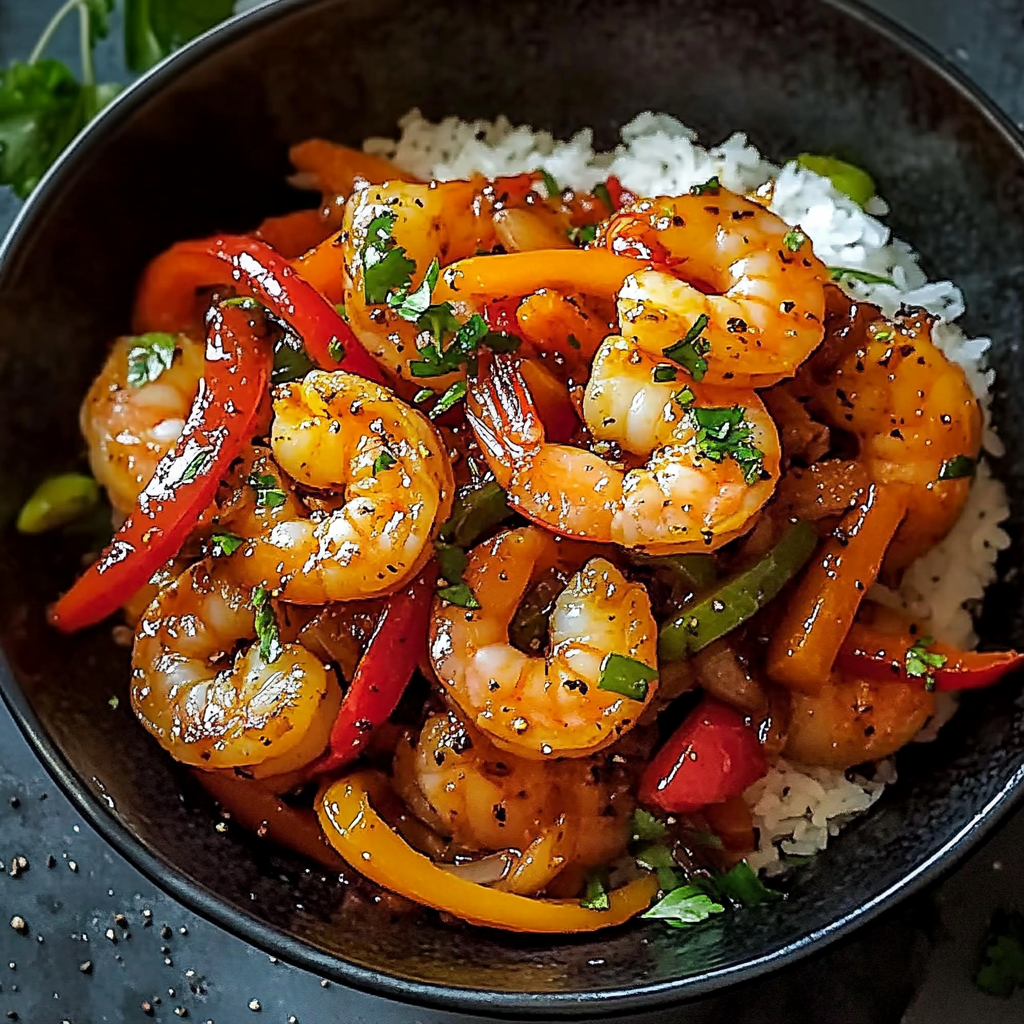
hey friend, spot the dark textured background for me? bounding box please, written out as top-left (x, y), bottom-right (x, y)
top-left (0, 1), bottom-right (1023, 1021)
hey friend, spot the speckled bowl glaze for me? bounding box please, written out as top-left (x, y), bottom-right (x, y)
top-left (1, 0), bottom-right (1023, 1016)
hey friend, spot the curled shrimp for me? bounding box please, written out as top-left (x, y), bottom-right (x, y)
top-left (429, 526), bottom-right (658, 759)
top-left (797, 299), bottom-right (982, 570)
top-left (131, 561), bottom-right (341, 778)
top-left (81, 333), bottom-right (205, 514)
top-left (607, 187), bottom-right (828, 387)
top-left (393, 710), bottom-right (634, 895)
top-left (224, 370), bottom-right (454, 602)
top-left (467, 346), bottom-right (781, 552)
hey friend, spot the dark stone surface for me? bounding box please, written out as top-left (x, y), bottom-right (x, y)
top-left (0, 0), bottom-right (1022, 1021)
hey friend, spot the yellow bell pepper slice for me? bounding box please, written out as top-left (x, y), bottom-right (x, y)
top-left (318, 772), bottom-right (658, 933)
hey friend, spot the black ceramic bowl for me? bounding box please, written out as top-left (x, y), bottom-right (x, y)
top-left (2, 0), bottom-right (1024, 1017)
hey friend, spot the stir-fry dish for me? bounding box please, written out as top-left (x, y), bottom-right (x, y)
top-left (34, 126), bottom-right (1023, 934)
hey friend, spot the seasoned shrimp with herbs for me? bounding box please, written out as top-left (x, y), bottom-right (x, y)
top-left (81, 331), bottom-right (205, 514)
top-left (131, 561), bottom-right (341, 779)
top-left (38, 126), bottom-right (1020, 937)
top-left (429, 526), bottom-right (659, 758)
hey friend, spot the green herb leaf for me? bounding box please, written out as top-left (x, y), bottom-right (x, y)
top-left (439, 481), bottom-right (513, 548)
top-left (16, 473), bottom-right (100, 535)
top-left (688, 405), bottom-right (765, 485)
top-left (905, 636), bottom-right (947, 691)
top-left (180, 447), bottom-right (213, 484)
top-left (827, 266), bottom-right (895, 286)
top-left (249, 472), bottom-right (287, 510)
top-left (783, 228), bottom-right (807, 252)
top-left (272, 335), bottom-right (315, 385)
top-left (635, 843), bottom-right (684, 890)
top-left (713, 860), bottom-right (782, 907)
top-left (568, 223), bottom-right (598, 246)
top-left (673, 386), bottom-right (696, 408)
top-left (662, 313), bottom-right (711, 381)
top-left (361, 209), bottom-right (416, 304)
top-left (598, 653), bottom-right (657, 701)
top-left (437, 582), bottom-right (481, 609)
top-left (593, 181), bottom-right (613, 210)
top-left (210, 531), bottom-right (244, 557)
top-left (125, 332), bottom-right (178, 387)
top-left (938, 454), bottom-right (977, 481)
top-left (796, 153), bottom-right (876, 208)
top-left (388, 256), bottom-right (440, 321)
top-left (412, 387), bottom-right (434, 403)
top-left (430, 379), bottom-right (468, 419)
top-left (653, 364), bottom-right (678, 384)
top-left (372, 449), bottom-right (398, 476)
top-left (0, 60), bottom-right (90, 199)
top-left (689, 176), bottom-right (720, 196)
top-left (580, 871), bottom-right (610, 911)
top-left (327, 338), bottom-right (345, 363)
top-left (124, 0), bottom-right (236, 73)
top-left (335, 302), bottom-right (348, 321)
top-left (252, 585), bottom-right (283, 664)
top-left (643, 885), bottom-right (725, 928)
top-left (567, 334), bottom-right (582, 350)
top-left (631, 808), bottom-right (669, 842)
top-left (976, 909), bottom-right (1024, 998)
top-left (540, 168), bottom-right (560, 199)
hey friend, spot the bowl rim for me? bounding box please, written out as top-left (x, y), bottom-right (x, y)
top-left (2, 0), bottom-right (1024, 1016)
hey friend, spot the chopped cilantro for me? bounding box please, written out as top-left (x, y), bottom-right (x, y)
top-left (126, 332), bottom-right (177, 387)
top-left (631, 808), bottom-right (669, 842)
top-left (429, 379), bottom-right (468, 419)
top-left (642, 885), bottom-right (724, 928)
top-left (387, 256), bottom-right (440, 322)
top-left (180, 447), bottom-right (213, 484)
top-left (688, 405), bottom-right (765, 484)
top-left (335, 302), bottom-right (348, 320)
top-left (598, 653), bottom-right (657, 701)
top-left (689, 176), bottom-right (720, 196)
top-left (580, 871), bottom-right (610, 911)
top-left (976, 909), bottom-right (1024, 998)
top-left (252, 586), bottom-right (283, 664)
top-left (435, 541), bottom-right (470, 587)
top-left (938, 454), bottom-right (977, 481)
top-left (782, 228), bottom-right (807, 252)
top-left (362, 209), bottom-right (416, 304)
top-left (327, 338), bottom-right (345, 363)
top-left (249, 472), bottom-right (287, 510)
top-left (272, 335), bottom-right (315, 385)
top-left (567, 334), bottom-right (582, 350)
top-left (905, 636), bottom-right (947, 691)
top-left (372, 449), bottom-right (397, 476)
top-left (827, 266), bottom-right (895, 286)
top-left (635, 843), bottom-right (683, 890)
top-left (674, 386), bottom-right (695, 407)
top-left (713, 860), bottom-right (782, 907)
top-left (593, 181), bottom-right (613, 210)
top-left (662, 313), bottom-right (711, 380)
top-left (210, 532), bottom-right (244, 557)
top-left (437, 582), bottom-right (481, 609)
top-left (539, 168), bottom-right (560, 199)
top-left (412, 387), bottom-right (434, 403)
top-left (653, 364), bottom-right (678, 383)
top-left (568, 223), bottom-right (598, 246)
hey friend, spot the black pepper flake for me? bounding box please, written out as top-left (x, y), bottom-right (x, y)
top-left (8, 797), bottom-right (19, 809)
top-left (45, 856), bottom-right (55, 869)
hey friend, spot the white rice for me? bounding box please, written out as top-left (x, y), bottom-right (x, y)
top-left (367, 110), bottom-right (1011, 873)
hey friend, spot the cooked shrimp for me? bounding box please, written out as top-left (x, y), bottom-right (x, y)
top-left (799, 302), bottom-right (982, 570)
top-left (225, 370), bottom-right (454, 602)
top-left (429, 526), bottom-right (658, 758)
top-left (467, 346), bottom-right (781, 552)
top-left (131, 561), bottom-right (341, 778)
top-left (81, 333), bottom-right (205, 514)
top-left (393, 710), bottom-right (633, 894)
top-left (341, 179), bottom-right (496, 388)
top-left (607, 187), bottom-right (828, 387)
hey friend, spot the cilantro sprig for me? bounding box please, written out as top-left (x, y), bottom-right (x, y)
top-left (126, 332), bottom-right (177, 387)
top-left (0, 1), bottom-right (237, 200)
top-left (688, 405), bottom-right (766, 485)
top-left (252, 585), bottom-right (283, 664)
top-left (662, 314), bottom-right (711, 381)
top-left (905, 636), bottom-right (947, 691)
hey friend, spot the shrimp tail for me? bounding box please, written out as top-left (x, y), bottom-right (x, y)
top-left (466, 352), bottom-right (545, 482)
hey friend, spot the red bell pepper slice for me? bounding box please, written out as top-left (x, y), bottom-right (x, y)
top-left (838, 622), bottom-right (1024, 692)
top-left (310, 568), bottom-right (435, 775)
top-left (604, 175), bottom-right (634, 211)
top-left (48, 303), bottom-right (273, 633)
top-left (639, 695), bottom-right (768, 814)
top-left (132, 234), bottom-right (385, 384)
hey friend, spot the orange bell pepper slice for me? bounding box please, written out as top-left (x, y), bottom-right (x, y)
top-left (288, 139), bottom-right (419, 196)
top-left (766, 483), bottom-right (907, 693)
top-left (317, 772), bottom-right (658, 932)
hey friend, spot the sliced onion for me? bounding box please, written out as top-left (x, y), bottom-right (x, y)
top-left (439, 851), bottom-right (515, 886)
